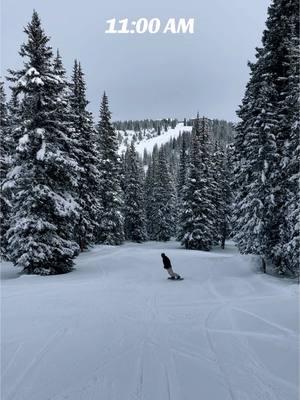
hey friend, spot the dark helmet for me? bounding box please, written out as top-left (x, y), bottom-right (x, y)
top-left (161, 253), bottom-right (165, 257)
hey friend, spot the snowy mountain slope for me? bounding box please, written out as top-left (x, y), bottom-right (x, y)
top-left (118, 122), bottom-right (193, 155)
top-left (135, 123), bottom-right (192, 155)
top-left (1, 241), bottom-right (299, 400)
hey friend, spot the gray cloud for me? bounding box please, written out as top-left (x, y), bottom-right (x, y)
top-left (2, 0), bottom-right (271, 121)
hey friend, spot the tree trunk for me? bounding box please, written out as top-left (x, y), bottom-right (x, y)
top-left (221, 236), bottom-right (225, 249)
top-left (80, 240), bottom-right (84, 252)
top-left (262, 257), bottom-right (266, 274)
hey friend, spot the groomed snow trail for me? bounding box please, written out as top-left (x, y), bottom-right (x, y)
top-left (1, 242), bottom-right (299, 400)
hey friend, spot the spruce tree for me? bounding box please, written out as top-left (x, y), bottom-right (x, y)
top-left (212, 141), bottom-right (232, 248)
top-left (0, 82), bottom-right (10, 257)
top-left (6, 11), bottom-right (79, 274)
top-left (177, 132), bottom-right (189, 195)
top-left (176, 132), bottom-right (189, 240)
top-left (277, 27), bottom-right (299, 275)
top-left (69, 60), bottom-right (100, 251)
top-left (1, 90), bottom-right (23, 258)
top-left (97, 92), bottom-right (124, 245)
top-left (179, 115), bottom-right (215, 250)
top-left (232, 79), bottom-right (278, 260)
top-left (124, 143), bottom-right (147, 242)
top-left (232, 0), bottom-right (299, 274)
top-left (151, 147), bottom-right (176, 241)
top-left (7, 90), bottom-right (22, 147)
top-left (145, 147), bottom-right (158, 239)
top-left (119, 151), bottom-right (126, 193)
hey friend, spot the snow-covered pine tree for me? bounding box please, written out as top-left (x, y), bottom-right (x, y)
top-left (144, 146), bottom-right (158, 239)
top-left (179, 115), bottom-right (215, 250)
top-left (211, 141), bottom-right (223, 246)
top-left (1, 89), bottom-right (23, 259)
top-left (232, 78), bottom-right (278, 264)
top-left (277, 24), bottom-right (299, 276)
top-left (232, 0), bottom-right (299, 274)
top-left (176, 132), bottom-right (189, 240)
top-left (212, 141), bottom-right (232, 248)
top-left (97, 92), bottom-right (124, 245)
top-left (7, 90), bottom-right (22, 147)
top-left (120, 151), bottom-right (126, 192)
top-left (53, 51), bottom-right (80, 169)
top-left (5, 11), bottom-right (79, 275)
top-left (0, 82), bottom-right (11, 258)
top-left (143, 148), bottom-right (148, 165)
top-left (151, 147), bottom-right (176, 241)
top-left (177, 132), bottom-right (189, 195)
top-left (123, 143), bottom-right (147, 242)
top-left (69, 59), bottom-right (100, 251)
top-left (0, 81), bottom-right (8, 136)
top-left (263, 0), bottom-right (300, 274)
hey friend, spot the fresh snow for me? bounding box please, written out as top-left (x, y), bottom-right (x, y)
top-left (31, 77), bottom-right (44, 86)
top-left (135, 123), bottom-right (192, 155)
top-left (35, 128), bottom-right (45, 137)
top-left (5, 166), bottom-right (22, 180)
top-left (25, 67), bottom-right (39, 77)
top-left (17, 134), bottom-right (29, 150)
top-left (118, 123), bottom-right (193, 155)
top-left (1, 241), bottom-right (299, 400)
top-left (36, 140), bottom-right (46, 161)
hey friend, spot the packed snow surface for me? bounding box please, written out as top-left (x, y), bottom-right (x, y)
top-left (1, 241), bottom-right (299, 400)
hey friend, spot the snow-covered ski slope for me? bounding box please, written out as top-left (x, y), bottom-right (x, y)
top-left (1, 241), bottom-right (299, 400)
top-left (118, 122), bottom-right (193, 155)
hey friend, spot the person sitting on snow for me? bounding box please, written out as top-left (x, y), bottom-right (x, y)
top-left (161, 253), bottom-right (181, 280)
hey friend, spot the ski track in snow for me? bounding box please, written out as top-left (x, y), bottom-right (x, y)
top-left (1, 241), bottom-right (299, 400)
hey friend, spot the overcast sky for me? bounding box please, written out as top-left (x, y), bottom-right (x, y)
top-left (2, 0), bottom-right (271, 122)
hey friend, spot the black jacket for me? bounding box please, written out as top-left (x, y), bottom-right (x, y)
top-left (162, 255), bottom-right (172, 269)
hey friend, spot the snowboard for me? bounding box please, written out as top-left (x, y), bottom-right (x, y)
top-left (168, 277), bottom-right (184, 281)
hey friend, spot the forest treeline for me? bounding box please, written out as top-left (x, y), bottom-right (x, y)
top-left (1, 0), bottom-right (298, 278)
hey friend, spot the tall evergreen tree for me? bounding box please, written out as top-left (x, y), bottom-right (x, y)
top-left (179, 115), bottom-right (215, 250)
top-left (176, 132), bottom-right (189, 240)
top-left (69, 59), bottom-right (100, 251)
top-left (123, 143), bottom-right (147, 242)
top-left (97, 92), bottom-right (124, 245)
top-left (151, 147), bottom-right (176, 241)
top-left (277, 26), bottom-right (299, 275)
top-left (212, 141), bottom-right (232, 248)
top-left (1, 90), bottom-right (23, 258)
top-left (232, 0), bottom-right (299, 274)
top-left (144, 146), bottom-right (159, 239)
top-left (177, 132), bottom-right (189, 195)
top-left (0, 82), bottom-right (11, 257)
top-left (232, 78), bottom-right (278, 262)
top-left (211, 141), bottom-right (223, 245)
top-left (119, 151), bottom-right (126, 192)
top-left (7, 90), bottom-right (22, 147)
top-left (5, 11), bottom-right (79, 274)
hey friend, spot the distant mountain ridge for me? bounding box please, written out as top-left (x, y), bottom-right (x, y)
top-left (115, 118), bottom-right (235, 156)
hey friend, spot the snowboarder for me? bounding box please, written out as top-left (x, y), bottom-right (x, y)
top-left (161, 253), bottom-right (181, 280)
